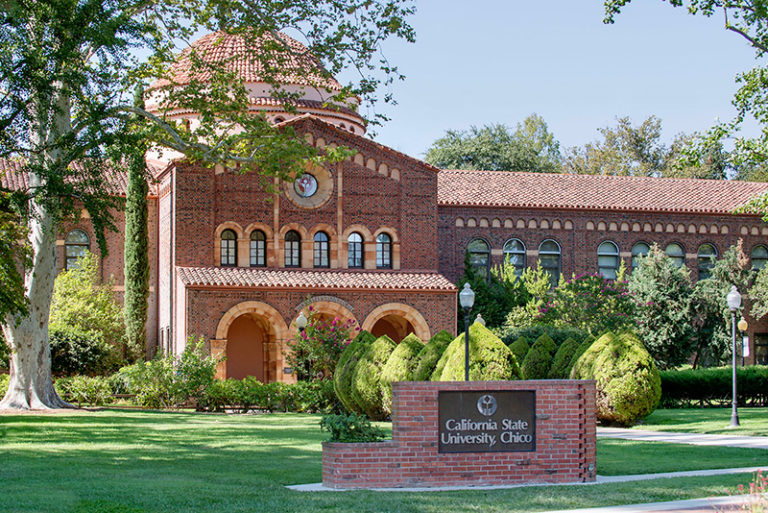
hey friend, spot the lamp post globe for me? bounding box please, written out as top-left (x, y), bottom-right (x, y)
top-left (460, 283), bottom-right (475, 381)
top-left (296, 311), bottom-right (308, 332)
top-left (727, 285), bottom-right (741, 428)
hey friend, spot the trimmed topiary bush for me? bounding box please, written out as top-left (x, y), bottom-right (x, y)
top-left (508, 336), bottom-right (530, 365)
top-left (567, 334), bottom-right (596, 377)
top-left (412, 330), bottom-right (454, 381)
top-left (380, 333), bottom-right (424, 414)
top-left (434, 323), bottom-right (523, 381)
top-left (571, 331), bottom-right (661, 426)
top-left (548, 338), bottom-right (579, 379)
top-left (501, 325), bottom-right (588, 348)
top-left (350, 334), bottom-right (397, 420)
top-left (520, 334), bottom-right (557, 379)
top-left (333, 330), bottom-right (376, 414)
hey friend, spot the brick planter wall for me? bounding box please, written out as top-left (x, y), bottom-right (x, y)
top-left (322, 380), bottom-right (596, 489)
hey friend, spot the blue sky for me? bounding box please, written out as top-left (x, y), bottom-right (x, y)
top-left (360, 0), bottom-right (761, 159)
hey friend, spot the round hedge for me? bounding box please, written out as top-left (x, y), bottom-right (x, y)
top-left (333, 330), bottom-right (376, 413)
top-left (571, 331), bottom-right (661, 426)
top-left (380, 333), bottom-right (424, 414)
top-left (547, 338), bottom-right (579, 379)
top-left (567, 334), bottom-right (596, 378)
top-left (350, 334), bottom-right (396, 420)
top-left (434, 323), bottom-right (522, 381)
top-left (520, 334), bottom-right (557, 379)
top-left (508, 336), bottom-right (530, 366)
top-left (412, 330), bottom-right (454, 381)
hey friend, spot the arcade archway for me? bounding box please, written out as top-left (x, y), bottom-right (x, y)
top-left (361, 303), bottom-right (431, 343)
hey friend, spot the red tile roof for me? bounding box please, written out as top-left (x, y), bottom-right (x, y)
top-left (177, 266), bottom-right (457, 292)
top-left (437, 170), bottom-right (768, 215)
top-left (152, 31), bottom-right (342, 91)
top-left (0, 158), bottom-right (163, 197)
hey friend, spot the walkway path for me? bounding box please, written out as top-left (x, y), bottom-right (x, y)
top-left (540, 494), bottom-right (755, 513)
top-left (597, 427), bottom-right (768, 450)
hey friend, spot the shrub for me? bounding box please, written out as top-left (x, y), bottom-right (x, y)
top-left (0, 373), bottom-right (8, 398)
top-left (54, 375), bottom-right (113, 407)
top-left (380, 333), bottom-right (423, 414)
top-left (520, 334), bottom-right (557, 379)
top-left (350, 334), bottom-right (396, 420)
top-left (118, 336), bottom-right (219, 409)
top-left (501, 325), bottom-right (588, 349)
top-left (49, 330), bottom-right (114, 376)
top-left (659, 366), bottom-right (768, 407)
top-left (571, 331), bottom-right (661, 426)
top-left (508, 337), bottom-right (529, 365)
top-left (319, 413), bottom-right (386, 443)
top-left (285, 307), bottom-right (356, 381)
top-left (333, 330), bottom-right (376, 413)
top-left (412, 330), bottom-right (454, 381)
top-left (434, 323), bottom-right (523, 381)
top-left (49, 251), bottom-right (129, 361)
top-left (567, 334), bottom-right (596, 376)
top-left (548, 338), bottom-right (579, 379)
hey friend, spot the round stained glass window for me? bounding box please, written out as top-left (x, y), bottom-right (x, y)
top-left (293, 174), bottom-right (318, 198)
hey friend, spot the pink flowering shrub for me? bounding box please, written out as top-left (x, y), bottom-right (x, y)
top-left (718, 471), bottom-right (768, 512)
top-left (537, 273), bottom-right (635, 335)
top-left (286, 306), bottom-right (358, 381)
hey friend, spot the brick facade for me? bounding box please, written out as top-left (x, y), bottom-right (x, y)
top-left (322, 380), bottom-right (597, 489)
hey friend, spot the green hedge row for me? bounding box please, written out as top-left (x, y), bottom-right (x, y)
top-left (660, 366), bottom-right (768, 407)
top-left (51, 374), bottom-right (341, 413)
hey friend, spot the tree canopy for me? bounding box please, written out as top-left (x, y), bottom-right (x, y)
top-left (424, 114), bottom-right (561, 172)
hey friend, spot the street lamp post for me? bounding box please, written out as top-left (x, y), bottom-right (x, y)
top-left (738, 317), bottom-right (749, 367)
top-left (459, 283), bottom-right (475, 382)
top-left (727, 285), bottom-right (741, 428)
top-left (296, 311), bottom-right (308, 332)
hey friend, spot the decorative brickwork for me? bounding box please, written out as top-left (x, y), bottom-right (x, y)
top-left (322, 380), bottom-right (596, 489)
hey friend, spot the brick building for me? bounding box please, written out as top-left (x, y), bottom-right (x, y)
top-left (4, 31), bottom-right (768, 379)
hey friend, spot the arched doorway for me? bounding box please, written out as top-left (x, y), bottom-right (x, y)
top-left (226, 314), bottom-right (267, 380)
top-left (214, 301), bottom-right (290, 382)
top-left (362, 303), bottom-right (431, 343)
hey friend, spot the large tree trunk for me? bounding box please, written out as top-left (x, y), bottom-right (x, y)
top-left (0, 81), bottom-right (71, 410)
top-left (0, 199), bottom-right (69, 409)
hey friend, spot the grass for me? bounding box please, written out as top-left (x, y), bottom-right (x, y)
top-left (636, 407), bottom-right (768, 436)
top-left (0, 409), bottom-right (765, 513)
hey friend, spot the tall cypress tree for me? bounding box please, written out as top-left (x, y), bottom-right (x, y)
top-left (123, 86), bottom-right (150, 360)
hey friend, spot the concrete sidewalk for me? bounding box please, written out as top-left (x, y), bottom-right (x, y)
top-left (539, 494), bottom-right (756, 513)
top-left (597, 427), bottom-right (768, 450)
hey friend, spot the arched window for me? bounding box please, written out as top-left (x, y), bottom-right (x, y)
top-left (348, 232), bottom-right (364, 269)
top-left (502, 239), bottom-right (526, 277)
top-left (665, 243), bottom-right (685, 268)
top-left (597, 241), bottom-right (620, 280)
top-left (631, 242), bottom-right (650, 270)
top-left (697, 243), bottom-right (718, 280)
top-left (467, 238), bottom-right (490, 278)
top-left (752, 245), bottom-right (768, 271)
top-left (539, 239), bottom-right (561, 287)
top-left (65, 229), bottom-right (90, 270)
top-left (250, 230), bottom-right (266, 267)
top-left (313, 231), bottom-right (330, 268)
top-left (285, 230), bottom-right (301, 267)
top-left (376, 233), bottom-right (392, 269)
top-left (220, 229), bottom-right (237, 267)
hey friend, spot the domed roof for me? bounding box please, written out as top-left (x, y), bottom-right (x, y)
top-left (153, 30), bottom-right (342, 91)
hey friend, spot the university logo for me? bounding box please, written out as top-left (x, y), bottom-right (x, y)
top-left (476, 394), bottom-right (497, 416)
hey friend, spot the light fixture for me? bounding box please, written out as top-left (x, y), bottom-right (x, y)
top-left (459, 283), bottom-right (474, 382)
top-left (727, 285), bottom-right (742, 312)
top-left (459, 283), bottom-right (475, 310)
top-left (726, 285), bottom-right (741, 428)
top-left (296, 311), bottom-right (308, 331)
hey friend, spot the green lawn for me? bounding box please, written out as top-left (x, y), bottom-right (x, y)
top-left (0, 409), bottom-right (764, 513)
top-left (636, 407), bottom-right (768, 436)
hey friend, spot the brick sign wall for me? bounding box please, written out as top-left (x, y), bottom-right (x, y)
top-left (322, 380), bottom-right (596, 489)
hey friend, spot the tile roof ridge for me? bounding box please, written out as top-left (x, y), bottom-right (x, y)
top-left (279, 115), bottom-right (442, 174)
top-left (439, 168), bottom-right (768, 187)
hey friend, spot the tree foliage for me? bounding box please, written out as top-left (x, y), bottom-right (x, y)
top-left (604, 1), bottom-right (768, 181)
top-left (424, 115), bottom-right (561, 172)
top-left (628, 245), bottom-right (696, 369)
